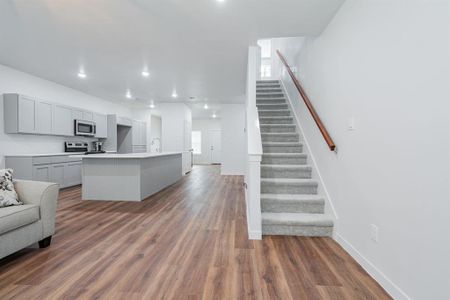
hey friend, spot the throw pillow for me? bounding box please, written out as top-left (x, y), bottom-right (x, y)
top-left (0, 169), bottom-right (22, 207)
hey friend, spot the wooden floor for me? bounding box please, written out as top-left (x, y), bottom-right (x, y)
top-left (0, 165), bottom-right (391, 299)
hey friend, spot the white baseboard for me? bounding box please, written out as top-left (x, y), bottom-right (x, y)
top-left (335, 234), bottom-right (411, 300)
top-left (248, 230), bottom-right (262, 240)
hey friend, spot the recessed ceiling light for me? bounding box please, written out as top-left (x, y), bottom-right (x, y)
top-left (142, 70), bottom-right (150, 77)
top-left (77, 71), bottom-right (86, 79)
top-left (126, 90), bottom-right (133, 99)
top-left (212, 113), bottom-right (217, 118)
top-left (217, 0), bottom-right (225, 2)
top-left (204, 104), bottom-right (209, 109)
top-left (172, 91), bottom-right (178, 98)
top-left (149, 103), bottom-right (155, 109)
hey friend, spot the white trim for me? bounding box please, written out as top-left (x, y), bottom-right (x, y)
top-left (248, 230), bottom-right (262, 240)
top-left (279, 78), bottom-right (339, 220)
top-left (336, 234), bottom-right (411, 300)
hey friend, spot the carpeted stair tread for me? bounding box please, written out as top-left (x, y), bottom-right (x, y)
top-left (261, 193), bottom-right (324, 202)
top-left (261, 178), bottom-right (318, 184)
top-left (261, 164), bottom-right (312, 169)
top-left (262, 153), bottom-right (307, 157)
top-left (262, 212), bottom-right (333, 227)
top-left (262, 142), bottom-right (302, 146)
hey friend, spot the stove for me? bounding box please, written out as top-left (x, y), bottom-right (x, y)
top-left (65, 141), bottom-right (88, 153)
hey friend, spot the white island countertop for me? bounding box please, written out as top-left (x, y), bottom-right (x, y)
top-left (71, 152), bottom-right (182, 159)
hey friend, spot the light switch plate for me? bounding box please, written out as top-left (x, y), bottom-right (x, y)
top-left (347, 117), bottom-right (356, 131)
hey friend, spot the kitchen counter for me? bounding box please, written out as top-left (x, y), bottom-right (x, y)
top-left (79, 152), bottom-right (182, 201)
top-left (7, 151), bottom-right (117, 157)
top-left (71, 152), bottom-right (180, 159)
top-left (6, 153), bottom-right (74, 157)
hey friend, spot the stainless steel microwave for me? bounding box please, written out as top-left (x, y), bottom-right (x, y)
top-left (74, 119), bottom-right (96, 137)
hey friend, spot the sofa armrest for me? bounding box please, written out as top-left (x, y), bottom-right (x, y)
top-left (13, 180), bottom-right (60, 238)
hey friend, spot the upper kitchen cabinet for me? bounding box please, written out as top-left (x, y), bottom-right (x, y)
top-left (72, 109), bottom-right (83, 121)
top-left (52, 104), bottom-right (73, 136)
top-left (83, 111), bottom-right (94, 121)
top-left (4, 93), bottom-right (106, 138)
top-left (94, 113), bottom-right (108, 138)
top-left (4, 94), bottom-right (36, 134)
top-left (36, 101), bottom-right (53, 134)
top-left (73, 109), bottom-right (93, 122)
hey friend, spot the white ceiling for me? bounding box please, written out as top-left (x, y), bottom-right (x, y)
top-left (0, 0), bottom-right (343, 111)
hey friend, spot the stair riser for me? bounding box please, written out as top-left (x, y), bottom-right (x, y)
top-left (262, 225), bottom-right (332, 237)
top-left (261, 182), bottom-right (317, 194)
top-left (262, 135), bottom-right (299, 143)
top-left (256, 99), bottom-right (286, 105)
top-left (257, 84), bottom-right (280, 88)
top-left (263, 145), bottom-right (302, 153)
top-left (262, 156), bottom-right (307, 164)
top-left (260, 126), bottom-right (296, 133)
top-left (261, 168), bottom-right (312, 179)
top-left (257, 80), bottom-right (279, 84)
top-left (257, 94), bottom-right (284, 99)
top-left (259, 118), bottom-right (293, 125)
top-left (257, 104), bottom-right (289, 110)
top-left (262, 200), bottom-right (324, 214)
top-left (256, 89), bottom-right (283, 93)
top-left (259, 110), bottom-right (290, 117)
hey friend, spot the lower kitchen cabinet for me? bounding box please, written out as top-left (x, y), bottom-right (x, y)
top-left (33, 165), bottom-right (51, 182)
top-left (64, 162), bottom-right (82, 187)
top-left (50, 164), bottom-right (66, 187)
top-left (7, 155), bottom-right (82, 188)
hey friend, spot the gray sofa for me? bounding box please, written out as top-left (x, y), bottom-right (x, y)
top-left (0, 180), bottom-right (59, 259)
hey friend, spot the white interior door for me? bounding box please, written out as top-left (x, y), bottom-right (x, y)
top-left (209, 130), bottom-right (221, 164)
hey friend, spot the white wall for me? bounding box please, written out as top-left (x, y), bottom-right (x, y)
top-left (221, 104), bottom-right (246, 175)
top-left (156, 103), bottom-right (192, 152)
top-left (192, 118), bottom-right (221, 164)
top-left (274, 1), bottom-right (450, 299)
top-left (150, 115), bottom-right (162, 152)
top-left (0, 64), bottom-right (133, 168)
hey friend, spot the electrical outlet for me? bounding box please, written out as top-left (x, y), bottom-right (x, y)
top-left (370, 224), bottom-right (379, 243)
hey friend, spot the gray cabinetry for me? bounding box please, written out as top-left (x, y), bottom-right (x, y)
top-left (83, 111), bottom-right (93, 121)
top-left (94, 113), bottom-right (108, 138)
top-left (52, 105), bottom-right (73, 136)
top-left (18, 96), bottom-right (36, 134)
top-left (4, 94), bottom-right (36, 134)
top-left (4, 93), bottom-right (104, 138)
top-left (33, 165), bottom-right (51, 182)
top-left (72, 109), bottom-right (83, 121)
top-left (6, 155), bottom-right (82, 188)
top-left (64, 162), bottom-right (82, 187)
top-left (36, 101), bottom-right (53, 134)
top-left (50, 164), bottom-right (65, 187)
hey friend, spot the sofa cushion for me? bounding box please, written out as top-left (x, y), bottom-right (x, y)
top-left (0, 204), bottom-right (39, 235)
top-left (0, 169), bottom-right (22, 207)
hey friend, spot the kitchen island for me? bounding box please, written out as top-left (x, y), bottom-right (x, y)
top-left (73, 152), bottom-right (182, 201)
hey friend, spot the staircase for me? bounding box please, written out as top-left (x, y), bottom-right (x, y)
top-left (257, 80), bottom-right (334, 236)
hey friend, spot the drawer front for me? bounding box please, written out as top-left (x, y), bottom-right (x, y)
top-left (32, 156), bottom-right (53, 165)
top-left (52, 155), bottom-right (81, 164)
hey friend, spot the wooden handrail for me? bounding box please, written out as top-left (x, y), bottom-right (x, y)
top-left (276, 50), bottom-right (336, 151)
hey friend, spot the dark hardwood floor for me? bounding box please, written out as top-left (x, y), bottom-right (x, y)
top-left (0, 165), bottom-right (391, 299)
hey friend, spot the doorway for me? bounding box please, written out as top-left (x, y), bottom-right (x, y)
top-left (209, 130), bottom-right (221, 164)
